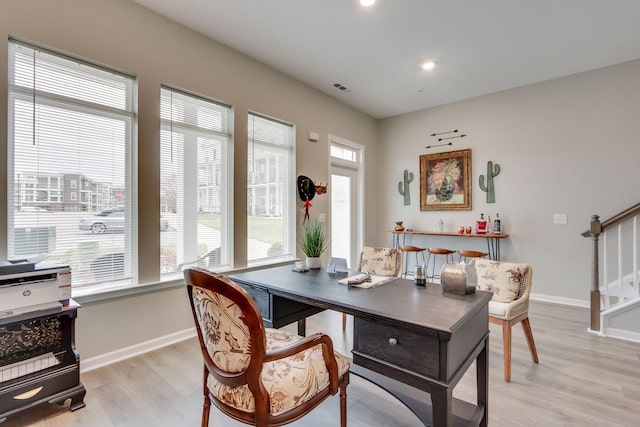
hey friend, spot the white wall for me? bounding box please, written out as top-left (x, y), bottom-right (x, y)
top-left (2, 0), bottom-right (639, 361)
top-left (0, 0), bottom-right (378, 360)
top-left (378, 59), bottom-right (640, 304)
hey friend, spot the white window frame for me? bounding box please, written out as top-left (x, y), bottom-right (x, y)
top-left (247, 112), bottom-right (295, 265)
top-left (160, 86), bottom-right (234, 277)
top-left (7, 38), bottom-right (136, 289)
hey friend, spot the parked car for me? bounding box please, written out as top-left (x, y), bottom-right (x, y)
top-left (20, 206), bottom-right (49, 212)
top-left (79, 210), bottom-right (169, 234)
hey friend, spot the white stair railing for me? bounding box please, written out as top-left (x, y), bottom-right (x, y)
top-left (583, 203), bottom-right (640, 333)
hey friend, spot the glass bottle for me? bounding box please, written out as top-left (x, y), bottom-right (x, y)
top-left (476, 213), bottom-right (487, 234)
top-left (494, 213), bottom-right (501, 234)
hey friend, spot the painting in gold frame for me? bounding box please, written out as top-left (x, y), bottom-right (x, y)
top-left (420, 149), bottom-right (471, 211)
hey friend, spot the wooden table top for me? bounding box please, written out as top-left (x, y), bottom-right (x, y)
top-left (389, 230), bottom-right (509, 238)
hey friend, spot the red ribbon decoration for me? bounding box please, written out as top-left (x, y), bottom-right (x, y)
top-left (304, 197), bottom-right (312, 223)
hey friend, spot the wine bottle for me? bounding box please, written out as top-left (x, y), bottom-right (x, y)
top-left (494, 213), bottom-right (501, 234)
top-left (476, 213), bottom-right (487, 234)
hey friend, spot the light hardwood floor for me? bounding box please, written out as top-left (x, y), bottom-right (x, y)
top-left (3, 301), bottom-right (640, 426)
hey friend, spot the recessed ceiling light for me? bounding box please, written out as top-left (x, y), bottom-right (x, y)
top-left (360, 0), bottom-right (376, 7)
top-left (421, 61), bottom-right (437, 71)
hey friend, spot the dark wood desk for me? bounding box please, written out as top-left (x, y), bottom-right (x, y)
top-left (230, 265), bottom-right (492, 427)
top-left (390, 230), bottom-right (509, 260)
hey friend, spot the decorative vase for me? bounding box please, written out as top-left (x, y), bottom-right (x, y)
top-left (395, 221), bottom-right (405, 231)
top-left (441, 263), bottom-right (477, 295)
top-left (306, 256), bottom-right (322, 269)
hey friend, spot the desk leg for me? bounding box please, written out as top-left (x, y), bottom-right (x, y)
top-left (477, 336), bottom-right (489, 427)
top-left (297, 318), bottom-right (306, 336)
top-left (430, 386), bottom-right (452, 427)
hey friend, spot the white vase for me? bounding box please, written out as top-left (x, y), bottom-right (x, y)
top-left (306, 256), bottom-right (322, 269)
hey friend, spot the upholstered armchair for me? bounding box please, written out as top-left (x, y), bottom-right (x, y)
top-left (342, 246), bottom-right (403, 330)
top-left (184, 268), bottom-right (350, 426)
top-left (473, 260), bottom-right (539, 382)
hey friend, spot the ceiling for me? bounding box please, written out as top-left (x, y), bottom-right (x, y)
top-left (132, 0), bottom-right (640, 119)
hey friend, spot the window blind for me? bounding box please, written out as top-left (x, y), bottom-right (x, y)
top-left (247, 113), bottom-right (294, 263)
top-left (160, 87), bottom-right (233, 275)
top-left (7, 40), bottom-right (136, 287)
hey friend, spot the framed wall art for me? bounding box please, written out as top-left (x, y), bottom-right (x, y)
top-left (420, 149), bottom-right (471, 211)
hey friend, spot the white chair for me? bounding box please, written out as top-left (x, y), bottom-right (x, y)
top-left (473, 260), bottom-right (539, 382)
top-left (342, 247), bottom-right (402, 330)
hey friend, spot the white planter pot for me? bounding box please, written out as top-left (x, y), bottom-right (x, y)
top-left (306, 256), bottom-right (322, 269)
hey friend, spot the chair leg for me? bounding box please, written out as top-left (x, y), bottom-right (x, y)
top-left (502, 320), bottom-right (512, 382)
top-left (202, 366), bottom-right (211, 426)
top-left (339, 381), bottom-right (348, 427)
top-left (342, 313), bottom-right (347, 331)
top-left (202, 395), bottom-right (211, 427)
top-left (521, 317), bottom-right (539, 363)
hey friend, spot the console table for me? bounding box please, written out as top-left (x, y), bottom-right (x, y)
top-left (230, 265), bottom-right (492, 427)
top-left (390, 230), bottom-right (509, 260)
top-left (0, 300), bottom-right (86, 422)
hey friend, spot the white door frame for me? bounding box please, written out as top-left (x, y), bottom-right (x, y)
top-left (329, 135), bottom-right (364, 268)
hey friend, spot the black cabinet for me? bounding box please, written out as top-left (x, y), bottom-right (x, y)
top-left (0, 301), bottom-right (85, 422)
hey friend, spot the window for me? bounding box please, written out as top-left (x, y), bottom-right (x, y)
top-left (160, 87), bottom-right (233, 276)
top-left (247, 113), bottom-right (294, 263)
top-left (8, 39), bottom-right (136, 287)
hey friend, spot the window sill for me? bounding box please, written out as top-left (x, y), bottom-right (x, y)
top-left (72, 257), bottom-right (297, 306)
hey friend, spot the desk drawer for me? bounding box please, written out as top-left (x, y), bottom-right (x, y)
top-left (353, 317), bottom-right (440, 378)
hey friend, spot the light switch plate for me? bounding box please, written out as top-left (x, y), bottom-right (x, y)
top-left (553, 213), bottom-right (568, 225)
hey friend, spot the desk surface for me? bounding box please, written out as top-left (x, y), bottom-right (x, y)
top-left (230, 265), bottom-right (491, 427)
top-left (230, 265), bottom-right (492, 339)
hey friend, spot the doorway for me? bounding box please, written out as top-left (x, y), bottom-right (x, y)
top-left (330, 136), bottom-right (363, 269)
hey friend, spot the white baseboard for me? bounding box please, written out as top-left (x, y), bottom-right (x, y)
top-left (80, 327), bottom-right (197, 373)
top-left (530, 293), bottom-right (589, 308)
top-left (601, 327), bottom-right (640, 344)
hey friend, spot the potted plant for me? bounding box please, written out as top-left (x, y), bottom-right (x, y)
top-left (299, 219), bottom-right (328, 269)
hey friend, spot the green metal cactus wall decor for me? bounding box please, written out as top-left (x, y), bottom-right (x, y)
top-left (479, 161), bottom-right (501, 203)
top-left (398, 169), bottom-right (414, 205)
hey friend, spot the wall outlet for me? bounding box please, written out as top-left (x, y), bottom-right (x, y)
top-left (553, 213), bottom-right (568, 225)
top-left (319, 213), bottom-right (326, 223)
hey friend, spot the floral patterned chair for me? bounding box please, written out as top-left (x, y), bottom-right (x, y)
top-left (472, 260), bottom-right (539, 382)
top-left (342, 246), bottom-right (403, 331)
top-left (184, 268), bottom-right (350, 427)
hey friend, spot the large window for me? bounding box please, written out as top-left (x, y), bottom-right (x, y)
top-left (7, 40), bottom-right (136, 287)
top-left (247, 113), bottom-right (294, 263)
top-left (160, 87), bottom-right (233, 276)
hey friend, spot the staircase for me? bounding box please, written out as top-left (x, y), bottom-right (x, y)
top-left (583, 202), bottom-right (640, 341)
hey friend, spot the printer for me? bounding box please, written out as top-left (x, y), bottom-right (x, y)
top-left (0, 263), bottom-right (71, 319)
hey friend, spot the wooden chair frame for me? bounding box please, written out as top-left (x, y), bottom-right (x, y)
top-left (185, 268), bottom-right (349, 426)
top-left (490, 311), bottom-right (539, 382)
